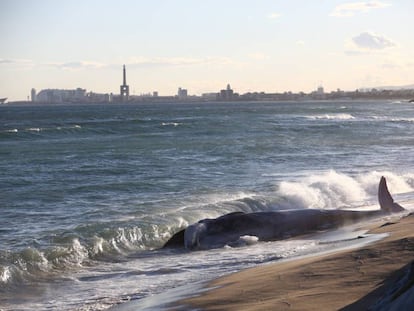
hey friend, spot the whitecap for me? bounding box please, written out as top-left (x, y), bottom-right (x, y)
top-left (71, 239), bottom-right (88, 260)
top-left (91, 236), bottom-right (105, 256)
top-left (276, 170), bottom-right (414, 211)
top-left (369, 116), bottom-right (414, 123)
top-left (307, 113), bottom-right (355, 121)
top-left (1, 128), bottom-right (19, 133)
top-left (161, 122), bottom-right (182, 127)
top-left (0, 266), bottom-right (11, 283)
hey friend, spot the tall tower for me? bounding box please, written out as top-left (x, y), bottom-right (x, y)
top-left (120, 64), bottom-right (130, 102)
top-left (31, 88), bottom-right (37, 102)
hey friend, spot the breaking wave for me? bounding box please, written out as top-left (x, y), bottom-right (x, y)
top-left (0, 224), bottom-right (180, 287)
top-left (306, 113), bottom-right (355, 121)
top-left (370, 116), bottom-right (414, 123)
top-left (276, 170), bottom-right (414, 210)
top-left (0, 125), bottom-right (83, 138)
top-left (161, 122), bottom-right (182, 127)
top-left (304, 113), bottom-right (414, 123)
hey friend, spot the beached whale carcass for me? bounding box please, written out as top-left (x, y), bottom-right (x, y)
top-left (163, 177), bottom-right (405, 250)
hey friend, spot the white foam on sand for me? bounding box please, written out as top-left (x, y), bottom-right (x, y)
top-left (109, 281), bottom-right (208, 311)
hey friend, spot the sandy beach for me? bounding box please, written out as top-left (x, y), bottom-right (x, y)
top-left (181, 213), bottom-right (414, 311)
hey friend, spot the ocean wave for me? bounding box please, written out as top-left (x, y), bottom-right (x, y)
top-left (286, 113), bottom-right (414, 123)
top-left (0, 129), bottom-right (19, 138)
top-left (0, 220), bottom-right (190, 287)
top-left (306, 113), bottom-right (355, 121)
top-left (0, 238), bottom-right (91, 287)
top-left (2, 129), bottom-right (18, 133)
top-left (25, 124), bottom-right (83, 133)
top-left (27, 127), bottom-right (42, 132)
top-left (1, 190), bottom-right (263, 287)
top-left (211, 172), bottom-right (413, 215)
top-left (0, 125), bottom-right (83, 138)
top-left (276, 170), bottom-right (414, 210)
top-left (161, 122), bottom-right (182, 127)
top-left (153, 170), bottom-right (414, 228)
top-left (370, 116), bottom-right (414, 123)
top-left (0, 193), bottom-right (262, 287)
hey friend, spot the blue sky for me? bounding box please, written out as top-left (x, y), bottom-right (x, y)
top-left (1, 0), bottom-right (413, 100)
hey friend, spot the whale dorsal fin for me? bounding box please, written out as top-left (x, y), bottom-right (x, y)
top-left (378, 176), bottom-right (405, 213)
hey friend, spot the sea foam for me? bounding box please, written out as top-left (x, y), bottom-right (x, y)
top-left (276, 170), bottom-right (414, 210)
top-left (307, 113), bottom-right (355, 120)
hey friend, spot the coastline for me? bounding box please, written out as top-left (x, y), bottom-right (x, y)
top-left (179, 213), bottom-right (414, 311)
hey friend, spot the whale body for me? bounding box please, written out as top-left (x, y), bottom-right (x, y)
top-left (163, 177), bottom-right (405, 250)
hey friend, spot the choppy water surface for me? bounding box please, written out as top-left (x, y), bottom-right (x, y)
top-left (1, 100), bottom-right (414, 310)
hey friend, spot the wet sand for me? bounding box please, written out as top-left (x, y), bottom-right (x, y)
top-left (180, 214), bottom-right (414, 311)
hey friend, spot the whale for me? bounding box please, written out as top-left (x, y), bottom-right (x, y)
top-left (163, 177), bottom-right (405, 250)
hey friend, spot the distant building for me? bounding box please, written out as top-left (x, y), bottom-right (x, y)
top-left (153, 91), bottom-right (159, 97)
top-left (309, 85), bottom-right (326, 100)
top-left (120, 64), bottom-right (130, 102)
top-left (317, 85), bottom-right (324, 95)
top-left (31, 88), bottom-right (37, 102)
top-left (218, 84), bottom-right (237, 101)
top-left (36, 88), bottom-right (86, 103)
top-left (86, 92), bottom-right (111, 102)
top-left (177, 87), bottom-right (188, 99)
top-left (202, 92), bottom-right (218, 101)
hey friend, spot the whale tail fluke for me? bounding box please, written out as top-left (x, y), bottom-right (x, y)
top-left (378, 176), bottom-right (405, 213)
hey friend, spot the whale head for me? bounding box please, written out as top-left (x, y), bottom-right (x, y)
top-left (184, 222), bottom-right (207, 250)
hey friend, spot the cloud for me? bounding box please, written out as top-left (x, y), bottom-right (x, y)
top-left (382, 62), bottom-right (400, 69)
top-left (46, 61), bottom-right (106, 70)
top-left (344, 49), bottom-right (370, 56)
top-left (248, 53), bottom-right (269, 60)
top-left (352, 32), bottom-right (396, 50)
top-left (0, 58), bottom-right (102, 70)
top-left (31, 57), bottom-right (235, 71)
top-left (345, 32), bottom-right (396, 55)
top-left (268, 12), bottom-right (281, 20)
top-left (0, 58), bottom-right (33, 65)
top-left (381, 60), bottom-right (414, 70)
top-left (330, 1), bottom-right (391, 17)
top-left (128, 56), bottom-right (235, 68)
top-left (0, 59), bottom-right (13, 64)
top-left (2, 56), bottom-right (236, 71)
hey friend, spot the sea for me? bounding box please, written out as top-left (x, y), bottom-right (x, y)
top-left (1, 100), bottom-right (414, 310)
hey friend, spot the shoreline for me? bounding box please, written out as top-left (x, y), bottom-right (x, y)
top-left (179, 213), bottom-right (414, 310)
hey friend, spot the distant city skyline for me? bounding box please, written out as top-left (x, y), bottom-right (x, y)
top-left (27, 69), bottom-right (414, 104)
top-left (1, 0), bottom-right (414, 101)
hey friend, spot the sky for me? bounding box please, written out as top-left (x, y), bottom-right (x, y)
top-left (1, 0), bottom-right (413, 101)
